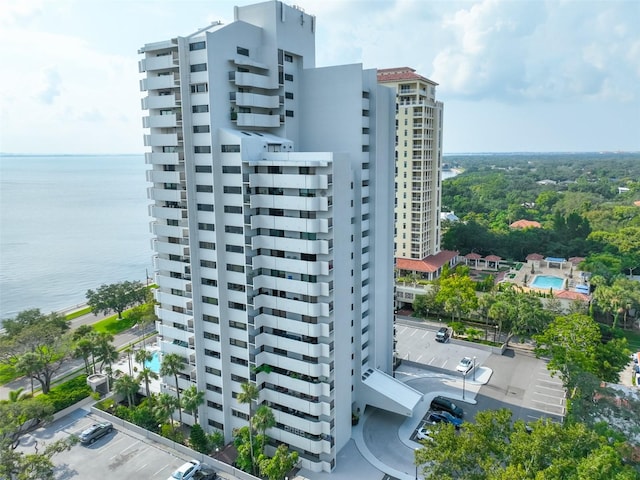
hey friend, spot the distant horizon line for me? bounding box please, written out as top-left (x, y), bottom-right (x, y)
top-left (1, 150), bottom-right (639, 157)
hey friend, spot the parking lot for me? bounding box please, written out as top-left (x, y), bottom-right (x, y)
top-left (394, 318), bottom-right (565, 425)
top-left (17, 408), bottom-right (213, 480)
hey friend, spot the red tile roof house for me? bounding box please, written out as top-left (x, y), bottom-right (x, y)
top-left (509, 219), bottom-right (542, 229)
top-left (395, 250), bottom-right (459, 281)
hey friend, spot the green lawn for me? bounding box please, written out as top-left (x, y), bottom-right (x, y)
top-left (65, 306), bottom-right (92, 321)
top-left (92, 313), bottom-right (138, 335)
top-left (623, 329), bottom-right (640, 354)
top-left (0, 364), bottom-right (17, 385)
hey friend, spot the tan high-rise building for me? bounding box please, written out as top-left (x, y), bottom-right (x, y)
top-left (378, 67), bottom-right (444, 261)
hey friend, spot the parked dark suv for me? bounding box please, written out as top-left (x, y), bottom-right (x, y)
top-left (430, 396), bottom-right (464, 418)
top-left (435, 327), bottom-right (450, 343)
top-left (79, 422), bottom-right (113, 445)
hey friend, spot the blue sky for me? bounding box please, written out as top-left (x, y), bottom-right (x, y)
top-left (1, 0), bottom-right (638, 154)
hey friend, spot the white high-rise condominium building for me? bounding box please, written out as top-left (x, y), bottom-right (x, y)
top-left (378, 67), bottom-right (444, 261)
top-left (139, 1), bottom-right (421, 473)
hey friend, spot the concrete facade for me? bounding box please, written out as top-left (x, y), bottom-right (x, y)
top-left (139, 1), bottom-right (412, 473)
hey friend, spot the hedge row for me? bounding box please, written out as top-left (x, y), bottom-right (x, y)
top-left (44, 375), bottom-right (92, 412)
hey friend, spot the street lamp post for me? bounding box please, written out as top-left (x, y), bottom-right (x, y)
top-left (473, 356), bottom-right (476, 381)
top-left (462, 371), bottom-right (466, 400)
top-left (415, 447), bottom-right (420, 480)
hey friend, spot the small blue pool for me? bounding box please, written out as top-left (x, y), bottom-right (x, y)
top-left (144, 351), bottom-right (161, 374)
top-left (531, 275), bottom-right (564, 289)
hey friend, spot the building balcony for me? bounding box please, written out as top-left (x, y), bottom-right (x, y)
top-left (149, 205), bottom-right (187, 221)
top-left (251, 235), bottom-right (329, 256)
top-left (231, 112), bottom-right (280, 128)
top-left (252, 256), bottom-right (329, 276)
top-left (228, 70), bottom-right (277, 89)
top-left (144, 152), bottom-right (182, 165)
top-left (153, 239), bottom-right (190, 257)
top-left (143, 114), bottom-right (180, 129)
top-left (140, 73), bottom-right (179, 91)
top-left (231, 91), bottom-right (280, 109)
top-left (253, 314), bottom-right (331, 338)
top-left (156, 290), bottom-right (193, 311)
top-left (155, 306), bottom-right (192, 327)
top-left (270, 425), bottom-right (332, 455)
top-left (147, 187), bottom-right (186, 204)
top-left (150, 221), bottom-right (187, 237)
top-left (250, 194), bottom-right (328, 212)
top-left (249, 173), bottom-right (328, 190)
top-left (139, 52), bottom-right (178, 72)
top-left (251, 216), bottom-right (329, 234)
top-left (146, 169), bottom-right (184, 184)
top-left (252, 276), bottom-right (330, 297)
top-left (157, 323), bottom-right (194, 345)
top-left (144, 133), bottom-right (181, 148)
top-left (141, 94), bottom-right (181, 110)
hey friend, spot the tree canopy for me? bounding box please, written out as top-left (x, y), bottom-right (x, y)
top-left (86, 280), bottom-right (146, 319)
top-left (415, 409), bottom-right (637, 479)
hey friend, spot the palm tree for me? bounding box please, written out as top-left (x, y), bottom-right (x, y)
top-left (181, 385), bottom-right (205, 424)
top-left (154, 392), bottom-right (180, 435)
top-left (136, 366), bottom-right (159, 401)
top-left (7, 387), bottom-right (31, 403)
top-left (252, 404), bottom-right (275, 456)
top-left (237, 382), bottom-right (259, 474)
top-left (160, 353), bottom-right (185, 423)
top-left (113, 374), bottom-right (139, 407)
top-left (73, 337), bottom-right (95, 375)
top-left (134, 348), bottom-right (153, 366)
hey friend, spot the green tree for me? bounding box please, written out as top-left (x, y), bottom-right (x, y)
top-left (415, 409), bottom-right (636, 479)
top-left (13, 332), bottom-right (73, 394)
top-left (534, 314), bottom-right (630, 392)
top-left (181, 385), bottom-right (205, 424)
top-left (258, 443), bottom-right (299, 480)
top-left (154, 393), bottom-right (180, 435)
top-left (85, 280), bottom-right (146, 319)
top-left (1, 310), bottom-right (68, 339)
top-left (252, 405), bottom-right (276, 456)
top-left (189, 424), bottom-right (209, 454)
top-left (435, 272), bottom-right (478, 321)
top-left (237, 382), bottom-right (259, 474)
top-left (0, 396), bottom-right (54, 450)
top-left (0, 435), bottom-right (77, 480)
top-left (113, 374), bottom-right (139, 408)
top-left (160, 353), bottom-right (184, 424)
top-left (73, 337), bottom-right (95, 375)
top-left (136, 366), bottom-right (158, 401)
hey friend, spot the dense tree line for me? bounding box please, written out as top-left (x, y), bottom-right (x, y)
top-left (441, 153), bottom-right (640, 276)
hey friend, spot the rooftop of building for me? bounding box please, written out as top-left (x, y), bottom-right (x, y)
top-left (377, 67), bottom-right (438, 85)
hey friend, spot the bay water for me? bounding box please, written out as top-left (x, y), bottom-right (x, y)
top-left (0, 155), bottom-right (152, 320)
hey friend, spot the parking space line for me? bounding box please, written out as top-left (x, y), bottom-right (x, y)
top-left (154, 465), bottom-right (171, 476)
top-left (533, 391), bottom-right (563, 400)
top-left (136, 463), bottom-right (148, 472)
top-left (421, 331), bottom-right (428, 339)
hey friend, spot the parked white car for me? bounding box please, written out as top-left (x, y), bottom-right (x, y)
top-left (456, 357), bottom-right (473, 373)
top-left (168, 460), bottom-right (201, 480)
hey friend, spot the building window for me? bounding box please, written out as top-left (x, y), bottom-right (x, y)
top-left (225, 225), bottom-right (243, 234)
top-left (203, 314), bottom-right (219, 323)
top-left (284, 73), bottom-right (293, 81)
top-left (203, 331), bottom-right (220, 341)
top-left (192, 104), bottom-right (209, 113)
top-left (221, 145), bottom-right (241, 153)
top-left (194, 146), bottom-right (211, 154)
top-left (362, 109), bottom-right (370, 117)
top-left (197, 204), bottom-right (214, 212)
top-left (284, 53), bottom-right (293, 62)
top-left (224, 186), bottom-right (242, 194)
top-left (196, 184), bottom-right (213, 192)
top-left (236, 46), bottom-right (249, 56)
top-left (195, 165), bottom-right (212, 173)
top-left (202, 296), bottom-right (218, 305)
top-left (190, 41), bottom-right (206, 51)
top-left (190, 63), bottom-right (207, 72)
top-left (228, 301), bottom-right (246, 311)
top-left (230, 338), bottom-right (248, 348)
top-left (229, 320), bottom-right (247, 330)
top-left (285, 110), bottom-right (294, 117)
top-left (225, 244), bottom-right (243, 253)
top-left (199, 241), bottom-right (216, 249)
top-left (362, 145), bottom-right (370, 152)
top-left (193, 125), bottom-right (210, 133)
top-left (198, 223), bottom-right (215, 231)
top-left (224, 205), bottom-right (242, 214)
top-left (201, 278), bottom-right (217, 287)
top-left (190, 83), bottom-right (208, 93)
top-left (226, 264), bottom-right (244, 273)
top-left (222, 166), bottom-right (241, 174)
top-left (285, 92), bottom-right (294, 99)
top-left (200, 259), bottom-right (216, 268)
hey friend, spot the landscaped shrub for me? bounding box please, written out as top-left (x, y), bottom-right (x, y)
top-left (190, 424), bottom-right (209, 453)
top-left (44, 375), bottom-right (92, 412)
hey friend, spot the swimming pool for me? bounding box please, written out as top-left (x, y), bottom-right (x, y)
top-left (531, 275), bottom-right (564, 289)
top-left (144, 351), bottom-right (161, 374)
